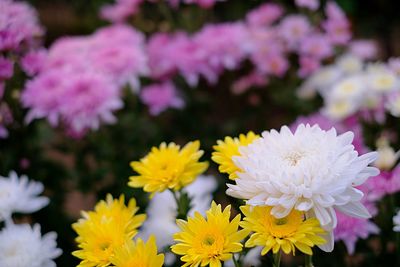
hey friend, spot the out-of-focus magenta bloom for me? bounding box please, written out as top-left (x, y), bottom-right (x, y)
top-left (148, 23), bottom-right (248, 86)
top-left (0, 103), bottom-right (13, 138)
top-left (298, 56), bottom-right (321, 77)
top-left (359, 168), bottom-right (400, 202)
top-left (388, 57), bottom-right (400, 75)
top-left (21, 25), bottom-right (146, 134)
top-left (22, 70), bottom-right (122, 134)
top-left (100, 0), bottom-right (144, 23)
top-left (0, 0), bottom-right (44, 52)
top-left (140, 82), bottom-right (184, 115)
top-left (299, 34), bottom-right (333, 60)
top-left (349, 40), bottom-right (378, 60)
top-left (278, 15), bottom-right (311, 48)
top-left (183, 0), bottom-right (224, 8)
top-left (20, 49), bottom-right (47, 76)
top-left (100, 0), bottom-right (225, 22)
top-left (246, 3), bottom-right (284, 27)
top-left (334, 210), bottom-right (379, 254)
top-left (323, 2), bottom-right (351, 45)
top-left (0, 57), bottom-right (14, 80)
top-left (295, 0), bottom-right (319, 10)
top-left (231, 72), bottom-right (268, 94)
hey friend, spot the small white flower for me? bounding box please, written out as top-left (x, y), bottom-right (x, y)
top-left (0, 223), bottom-right (62, 267)
top-left (369, 70), bottom-right (398, 93)
top-left (227, 124), bottom-right (379, 252)
top-left (394, 210), bottom-right (400, 232)
top-left (373, 141), bottom-right (400, 170)
top-left (330, 75), bottom-right (366, 101)
top-left (0, 171), bottom-right (49, 222)
top-left (336, 54), bottom-right (364, 74)
top-left (323, 99), bottom-right (358, 120)
top-left (138, 175), bottom-right (217, 249)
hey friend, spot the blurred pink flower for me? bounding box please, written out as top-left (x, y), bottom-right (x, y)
top-left (0, 0), bottom-right (44, 52)
top-left (298, 56), bottom-right (321, 77)
top-left (246, 3), bottom-right (284, 27)
top-left (0, 103), bottom-right (13, 138)
top-left (295, 0), bottom-right (319, 10)
top-left (22, 70), bottom-right (122, 134)
top-left (323, 2), bottom-right (351, 45)
top-left (140, 82), bottom-right (184, 115)
top-left (231, 72), bottom-right (268, 94)
top-left (100, 0), bottom-right (144, 23)
top-left (20, 49), bottom-right (47, 76)
top-left (299, 34), bottom-right (333, 59)
top-left (349, 40), bottom-right (378, 60)
top-left (359, 168), bottom-right (400, 202)
top-left (0, 57), bottom-right (13, 80)
top-left (278, 15), bottom-right (311, 48)
top-left (334, 210), bottom-right (379, 254)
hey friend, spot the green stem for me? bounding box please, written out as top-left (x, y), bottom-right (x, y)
top-left (305, 254), bottom-right (313, 267)
top-left (273, 252), bottom-right (281, 267)
top-left (232, 254), bottom-right (241, 267)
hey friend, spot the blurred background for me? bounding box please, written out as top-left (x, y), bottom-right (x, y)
top-left (2, 0), bottom-right (400, 266)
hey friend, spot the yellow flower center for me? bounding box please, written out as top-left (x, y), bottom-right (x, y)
top-left (264, 210), bottom-right (303, 238)
top-left (195, 229), bottom-right (225, 256)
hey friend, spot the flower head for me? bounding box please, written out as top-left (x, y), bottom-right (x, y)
top-left (0, 171), bottom-right (49, 223)
top-left (227, 124), bottom-right (379, 252)
top-left (129, 141), bottom-right (208, 194)
top-left (240, 205), bottom-right (325, 255)
top-left (138, 175), bottom-right (217, 249)
top-left (72, 194), bottom-right (146, 267)
top-left (334, 211), bottom-right (379, 254)
top-left (0, 223), bottom-right (61, 267)
top-left (212, 131), bottom-right (259, 180)
top-left (110, 236), bottom-right (164, 267)
top-left (171, 202), bottom-right (248, 267)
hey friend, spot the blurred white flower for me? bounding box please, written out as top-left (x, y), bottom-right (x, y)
top-left (138, 175), bottom-right (217, 250)
top-left (227, 124), bottom-right (379, 252)
top-left (336, 54), bottom-right (363, 74)
top-left (373, 140), bottom-right (400, 170)
top-left (0, 223), bottom-right (62, 267)
top-left (369, 69), bottom-right (398, 93)
top-left (0, 171), bottom-right (49, 222)
top-left (394, 210), bottom-right (400, 232)
top-left (386, 91), bottom-right (400, 117)
top-left (323, 99), bottom-right (358, 120)
top-left (330, 75), bottom-right (365, 101)
top-left (225, 247), bottom-right (263, 267)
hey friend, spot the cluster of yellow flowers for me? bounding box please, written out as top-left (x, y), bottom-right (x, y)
top-left (72, 134), bottom-right (326, 267)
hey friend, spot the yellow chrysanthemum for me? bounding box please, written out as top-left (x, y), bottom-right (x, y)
top-left (240, 205), bottom-right (326, 256)
top-left (129, 141), bottom-right (208, 194)
top-left (171, 201), bottom-right (249, 267)
top-left (212, 132), bottom-right (258, 180)
top-left (110, 236), bottom-right (164, 267)
top-left (72, 194), bottom-right (146, 267)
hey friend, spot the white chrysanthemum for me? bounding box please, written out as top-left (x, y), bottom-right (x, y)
top-left (0, 171), bottom-right (49, 222)
top-left (394, 210), bottom-right (400, 232)
top-left (227, 124), bottom-right (379, 252)
top-left (138, 175), bottom-right (217, 249)
top-left (0, 223), bottom-right (62, 267)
